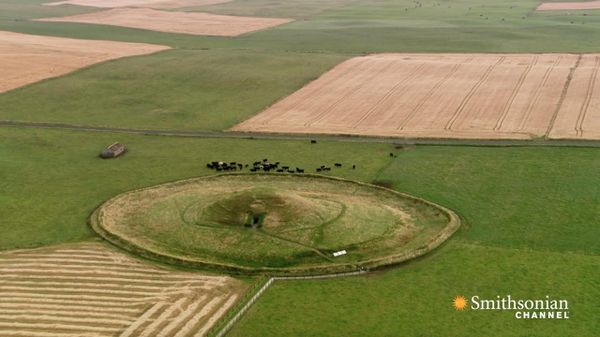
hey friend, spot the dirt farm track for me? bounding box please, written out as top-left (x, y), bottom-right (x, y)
top-left (233, 53), bottom-right (600, 140)
top-left (0, 243), bottom-right (244, 337)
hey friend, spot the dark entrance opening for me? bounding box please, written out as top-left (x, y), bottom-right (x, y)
top-left (245, 212), bottom-right (265, 228)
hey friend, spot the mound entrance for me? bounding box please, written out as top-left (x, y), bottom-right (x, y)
top-left (91, 174), bottom-right (460, 275)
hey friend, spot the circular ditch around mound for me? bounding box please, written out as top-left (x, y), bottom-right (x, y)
top-left (90, 173), bottom-right (460, 275)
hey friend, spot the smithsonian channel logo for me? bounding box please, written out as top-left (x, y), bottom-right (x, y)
top-left (453, 295), bottom-right (570, 319)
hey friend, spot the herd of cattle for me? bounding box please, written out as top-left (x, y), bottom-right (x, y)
top-left (206, 159), bottom-right (356, 174)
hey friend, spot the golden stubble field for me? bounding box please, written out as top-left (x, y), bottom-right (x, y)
top-left (537, 1), bottom-right (600, 11)
top-left (44, 0), bottom-right (231, 9)
top-left (37, 8), bottom-right (293, 37)
top-left (0, 242), bottom-right (246, 337)
top-left (233, 53), bottom-right (600, 140)
top-left (0, 31), bottom-right (169, 94)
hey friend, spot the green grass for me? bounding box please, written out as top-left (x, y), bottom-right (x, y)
top-left (92, 173), bottom-right (451, 273)
top-left (2, 0), bottom-right (600, 335)
top-left (0, 49), bottom-right (346, 131)
top-left (227, 146), bottom-right (600, 336)
top-left (2, 131), bottom-right (599, 336)
top-left (3, 0), bottom-right (600, 132)
top-left (229, 242), bottom-right (600, 337)
top-left (379, 146), bottom-right (600, 255)
top-left (0, 127), bottom-right (391, 251)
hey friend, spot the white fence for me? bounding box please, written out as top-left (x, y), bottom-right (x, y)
top-left (213, 270), bottom-right (368, 337)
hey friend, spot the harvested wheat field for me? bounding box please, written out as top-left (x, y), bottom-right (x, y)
top-left (0, 30), bottom-right (169, 94)
top-left (233, 53), bottom-right (600, 140)
top-left (37, 8), bottom-right (293, 37)
top-left (537, 1), bottom-right (600, 11)
top-left (0, 242), bottom-right (246, 337)
top-left (549, 55), bottom-right (600, 139)
top-left (45, 0), bottom-right (231, 9)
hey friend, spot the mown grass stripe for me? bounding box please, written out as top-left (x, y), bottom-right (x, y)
top-left (0, 302), bottom-right (140, 314)
top-left (118, 302), bottom-right (166, 337)
top-left (1, 296), bottom-right (148, 308)
top-left (139, 297), bottom-right (188, 337)
top-left (0, 258), bottom-right (157, 268)
top-left (0, 330), bottom-right (106, 337)
top-left (3, 292), bottom-right (160, 302)
top-left (194, 295), bottom-right (238, 337)
top-left (0, 280), bottom-right (174, 291)
top-left (0, 308), bottom-right (136, 320)
top-left (0, 274), bottom-right (217, 285)
top-left (156, 296), bottom-right (207, 337)
top-left (0, 268), bottom-right (192, 279)
top-left (0, 321), bottom-right (120, 333)
top-left (0, 285), bottom-right (175, 297)
top-left (174, 297), bottom-right (224, 337)
top-left (0, 263), bottom-right (169, 275)
top-left (0, 314), bottom-right (132, 326)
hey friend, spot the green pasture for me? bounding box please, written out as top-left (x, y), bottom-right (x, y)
top-left (3, 0), bottom-right (600, 131)
top-left (229, 145), bottom-right (600, 336)
top-left (2, 128), bottom-right (599, 336)
top-left (1, 0), bottom-right (599, 335)
top-left (0, 127), bottom-right (391, 250)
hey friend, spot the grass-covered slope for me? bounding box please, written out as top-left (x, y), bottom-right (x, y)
top-left (228, 145), bottom-right (600, 336)
top-left (91, 173), bottom-right (456, 274)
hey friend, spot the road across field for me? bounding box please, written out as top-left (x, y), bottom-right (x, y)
top-left (3, 120), bottom-right (600, 147)
top-left (233, 53), bottom-right (600, 140)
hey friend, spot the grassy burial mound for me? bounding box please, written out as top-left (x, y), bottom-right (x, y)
top-left (91, 174), bottom-right (460, 275)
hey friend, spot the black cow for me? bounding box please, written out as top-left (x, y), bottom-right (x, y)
top-left (352, 165), bottom-right (356, 169)
top-left (334, 163), bottom-right (342, 167)
top-left (311, 140), bottom-right (317, 144)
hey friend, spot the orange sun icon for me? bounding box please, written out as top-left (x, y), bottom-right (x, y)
top-left (453, 296), bottom-right (468, 311)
